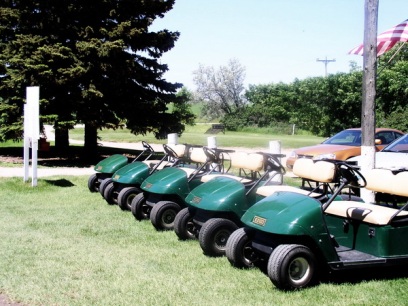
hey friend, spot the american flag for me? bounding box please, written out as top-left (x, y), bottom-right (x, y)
top-left (349, 19), bottom-right (408, 56)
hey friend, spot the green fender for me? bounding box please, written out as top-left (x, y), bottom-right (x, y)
top-left (111, 162), bottom-right (150, 185)
top-left (185, 176), bottom-right (248, 216)
top-left (242, 191), bottom-right (338, 261)
top-left (94, 154), bottom-right (128, 174)
top-left (141, 167), bottom-right (190, 198)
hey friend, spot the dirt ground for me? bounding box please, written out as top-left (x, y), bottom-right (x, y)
top-left (0, 294), bottom-right (25, 306)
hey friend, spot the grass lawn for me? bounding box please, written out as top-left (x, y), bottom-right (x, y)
top-left (1, 176), bottom-right (408, 305)
top-left (1, 128), bottom-right (408, 305)
top-left (68, 124), bottom-right (325, 149)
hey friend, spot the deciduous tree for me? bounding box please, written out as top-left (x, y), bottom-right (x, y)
top-left (193, 58), bottom-right (246, 119)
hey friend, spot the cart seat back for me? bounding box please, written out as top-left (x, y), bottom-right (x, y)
top-left (178, 147), bottom-right (209, 177)
top-left (200, 152), bottom-right (264, 183)
top-left (293, 159), bottom-right (336, 183)
top-left (228, 152), bottom-right (264, 172)
top-left (362, 168), bottom-right (408, 196)
top-left (256, 160), bottom-right (336, 198)
top-left (167, 144), bottom-right (188, 158)
top-left (189, 147), bottom-right (208, 164)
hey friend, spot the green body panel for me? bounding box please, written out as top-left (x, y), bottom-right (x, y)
top-left (325, 214), bottom-right (408, 257)
top-left (242, 191), bottom-right (338, 261)
top-left (141, 167), bottom-right (202, 200)
top-left (186, 177), bottom-right (249, 216)
top-left (111, 162), bottom-right (150, 185)
top-left (242, 192), bottom-right (324, 235)
top-left (94, 154), bottom-right (128, 174)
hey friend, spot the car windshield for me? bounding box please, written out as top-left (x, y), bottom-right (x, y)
top-left (322, 130), bottom-right (361, 146)
top-left (382, 134), bottom-right (408, 153)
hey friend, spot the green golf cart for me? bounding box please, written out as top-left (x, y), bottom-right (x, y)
top-left (226, 161), bottom-right (408, 290)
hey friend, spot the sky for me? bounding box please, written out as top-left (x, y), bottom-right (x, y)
top-left (150, 0), bottom-right (408, 90)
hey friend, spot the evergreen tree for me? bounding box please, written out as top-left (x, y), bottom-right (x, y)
top-left (0, 0), bottom-right (192, 157)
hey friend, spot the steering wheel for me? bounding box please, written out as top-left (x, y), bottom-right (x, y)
top-left (261, 153), bottom-right (286, 175)
top-left (142, 141), bottom-right (154, 153)
top-left (203, 147), bottom-right (219, 163)
top-left (329, 160), bottom-right (367, 189)
top-left (163, 144), bottom-right (179, 159)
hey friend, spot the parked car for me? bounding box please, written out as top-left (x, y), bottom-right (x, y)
top-left (286, 128), bottom-right (404, 169)
top-left (349, 133), bottom-right (408, 170)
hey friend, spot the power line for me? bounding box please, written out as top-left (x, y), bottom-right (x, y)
top-left (316, 57), bottom-right (336, 77)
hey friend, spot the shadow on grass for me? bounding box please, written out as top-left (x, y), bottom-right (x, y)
top-left (254, 260), bottom-right (408, 289)
top-left (44, 178), bottom-right (76, 187)
top-left (0, 145), bottom-right (161, 168)
top-left (322, 265), bottom-right (408, 286)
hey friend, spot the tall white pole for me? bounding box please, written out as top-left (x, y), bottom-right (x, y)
top-left (23, 104), bottom-right (30, 182)
top-left (25, 86), bottom-right (40, 187)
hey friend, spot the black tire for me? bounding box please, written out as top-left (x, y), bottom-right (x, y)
top-left (103, 182), bottom-right (116, 205)
top-left (130, 193), bottom-right (150, 221)
top-left (117, 187), bottom-right (140, 211)
top-left (150, 201), bottom-right (181, 231)
top-left (199, 218), bottom-right (239, 257)
top-left (99, 178), bottom-right (113, 196)
top-left (88, 174), bottom-right (98, 192)
top-left (267, 244), bottom-right (318, 290)
top-left (174, 208), bottom-right (198, 240)
top-left (226, 228), bottom-right (257, 268)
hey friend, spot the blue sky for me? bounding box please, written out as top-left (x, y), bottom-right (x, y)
top-left (151, 0), bottom-right (408, 90)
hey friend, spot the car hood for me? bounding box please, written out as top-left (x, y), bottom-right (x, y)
top-left (294, 144), bottom-right (356, 156)
top-left (350, 152), bottom-right (408, 170)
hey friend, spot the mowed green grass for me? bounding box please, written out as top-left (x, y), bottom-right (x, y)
top-left (69, 124), bottom-right (325, 149)
top-left (1, 176), bottom-right (408, 305)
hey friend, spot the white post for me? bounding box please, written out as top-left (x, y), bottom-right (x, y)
top-left (207, 136), bottom-right (217, 149)
top-left (167, 133), bottom-right (178, 145)
top-left (24, 86), bottom-right (40, 187)
top-left (23, 104), bottom-right (30, 182)
top-left (31, 139), bottom-right (38, 187)
top-left (269, 140), bottom-right (283, 184)
top-left (360, 146), bottom-right (376, 203)
top-left (207, 136), bottom-right (218, 170)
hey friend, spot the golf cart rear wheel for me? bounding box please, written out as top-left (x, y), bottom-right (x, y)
top-left (118, 187), bottom-right (140, 211)
top-left (268, 244), bottom-right (318, 290)
top-left (199, 218), bottom-right (239, 257)
top-left (226, 228), bottom-right (257, 268)
top-left (174, 208), bottom-right (198, 240)
top-left (130, 193), bottom-right (150, 221)
top-left (103, 182), bottom-right (116, 205)
top-left (99, 178), bottom-right (113, 196)
top-left (88, 174), bottom-right (98, 192)
top-left (150, 201), bottom-right (181, 231)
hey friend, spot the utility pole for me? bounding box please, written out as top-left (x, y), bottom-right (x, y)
top-left (316, 56), bottom-right (336, 77)
top-left (360, 0), bottom-right (378, 203)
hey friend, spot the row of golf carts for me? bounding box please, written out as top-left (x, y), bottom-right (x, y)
top-left (88, 141), bottom-right (408, 291)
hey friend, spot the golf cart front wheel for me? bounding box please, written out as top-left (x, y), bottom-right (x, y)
top-left (118, 187), bottom-right (140, 211)
top-left (88, 174), bottom-right (98, 192)
top-left (199, 218), bottom-right (239, 257)
top-left (103, 182), bottom-right (117, 205)
top-left (174, 207), bottom-right (199, 240)
top-left (226, 228), bottom-right (257, 268)
top-left (268, 244), bottom-right (318, 290)
top-left (131, 193), bottom-right (150, 221)
top-left (99, 178), bottom-right (113, 197)
top-left (150, 201), bottom-right (181, 231)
